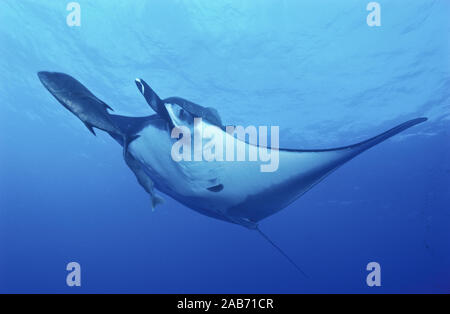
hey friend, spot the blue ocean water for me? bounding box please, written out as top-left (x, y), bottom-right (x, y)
top-left (0, 0), bottom-right (449, 293)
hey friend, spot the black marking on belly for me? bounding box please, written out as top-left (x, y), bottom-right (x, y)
top-left (207, 184), bottom-right (224, 192)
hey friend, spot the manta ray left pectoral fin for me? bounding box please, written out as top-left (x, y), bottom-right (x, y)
top-left (124, 151), bottom-right (165, 211)
top-left (122, 134), bottom-right (140, 157)
top-left (83, 122), bottom-right (96, 136)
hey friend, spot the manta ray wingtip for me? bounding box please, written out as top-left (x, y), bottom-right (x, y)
top-left (399, 117), bottom-right (428, 130)
top-left (412, 117), bottom-right (428, 123)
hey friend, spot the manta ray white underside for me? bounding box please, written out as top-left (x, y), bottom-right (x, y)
top-left (127, 112), bottom-right (426, 228)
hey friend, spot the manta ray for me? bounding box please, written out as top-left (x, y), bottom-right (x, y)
top-left (38, 71), bottom-right (427, 276)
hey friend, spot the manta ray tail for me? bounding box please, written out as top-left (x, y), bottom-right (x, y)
top-left (256, 226), bottom-right (309, 279)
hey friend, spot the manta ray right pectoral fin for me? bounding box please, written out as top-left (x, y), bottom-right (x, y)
top-left (233, 117), bottom-right (428, 224)
top-left (284, 118), bottom-right (428, 155)
top-left (248, 119), bottom-right (428, 277)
